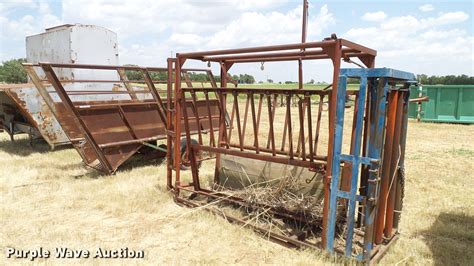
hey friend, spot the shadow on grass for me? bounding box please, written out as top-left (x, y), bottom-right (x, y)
top-left (119, 154), bottom-right (167, 171)
top-left (0, 134), bottom-right (73, 156)
top-left (69, 154), bottom-right (167, 180)
top-left (0, 136), bottom-right (50, 156)
top-left (420, 212), bottom-right (474, 265)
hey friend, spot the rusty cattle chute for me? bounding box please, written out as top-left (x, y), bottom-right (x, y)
top-left (165, 35), bottom-right (414, 262)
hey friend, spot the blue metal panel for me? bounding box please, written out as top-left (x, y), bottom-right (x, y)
top-left (326, 75), bottom-right (347, 252)
top-left (325, 68), bottom-right (415, 261)
top-left (344, 77), bottom-right (368, 256)
top-left (336, 191), bottom-right (365, 202)
top-left (362, 77), bottom-right (389, 261)
top-left (340, 153), bottom-right (374, 166)
top-left (340, 68), bottom-right (416, 81)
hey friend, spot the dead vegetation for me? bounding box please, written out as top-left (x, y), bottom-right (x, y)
top-left (1, 118), bottom-right (473, 264)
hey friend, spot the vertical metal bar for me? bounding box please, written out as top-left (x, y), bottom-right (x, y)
top-left (296, 99), bottom-right (307, 154)
top-left (298, 99), bottom-right (306, 161)
top-left (227, 98), bottom-right (236, 143)
top-left (242, 95), bottom-right (250, 144)
top-left (233, 91), bottom-right (244, 151)
top-left (266, 94), bottom-right (278, 149)
top-left (341, 93), bottom-right (360, 207)
top-left (214, 63), bottom-right (228, 183)
top-left (393, 89), bottom-right (409, 229)
top-left (298, 60), bottom-right (304, 90)
top-left (255, 94), bottom-right (264, 146)
top-left (281, 105), bottom-right (289, 152)
top-left (363, 77), bottom-right (388, 262)
top-left (250, 92), bottom-right (259, 154)
top-left (358, 81), bottom-right (372, 227)
top-left (345, 77), bottom-right (367, 256)
top-left (166, 58), bottom-right (174, 190)
top-left (384, 90), bottom-right (404, 238)
top-left (306, 94), bottom-right (314, 162)
top-left (190, 91), bottom-right (203, 145)
top-left (173, 58), bottom-right (183, 188)
top-left (313, 95), bottom-right (324, 156)
top-left (267, 93), bottom-right (276, 156)
top-left (287, 94), bottom-right (294, 159)
top-left (181, 89), bottom-right (201, 191)
top-left (204, 91), bottom-right (216, 147)
top-left (375, 89), bottom-right (399, 244)
top-left (326, 74), bottom-right (347, 252)
top-left (298, 0), bottom-right (308, 90)
top-left (301, 0), bottom-right (308, 43)
top-left (214, 90), bottom-right (228, 184)
top-left (323, 40), bottom-right (342, 249)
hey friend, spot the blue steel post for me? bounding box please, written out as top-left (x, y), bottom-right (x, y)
top-left (344, 76), bottom-right (368, 256)
top-left (363, 77), bottom-right (389, 261)
top-left (326, 75), bottom-right (347, 252)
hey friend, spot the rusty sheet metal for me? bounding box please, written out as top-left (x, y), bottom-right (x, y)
top-left (31, 62), bottom-right (220, 174)
top-left (0, 84), bottom-right (68, 146)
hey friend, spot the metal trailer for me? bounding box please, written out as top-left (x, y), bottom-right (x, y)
top-left (27, 62), bottom-right (221, 174)
top-left (0, 83), bottom-right (69, 146)
top-left (408, 85), bottom-right (474, 124)
top-left (168, 37), bottom-right (416, 262)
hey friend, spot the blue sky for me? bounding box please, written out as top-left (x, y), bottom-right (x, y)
top-left (1, 0), bottom-right (472, 82)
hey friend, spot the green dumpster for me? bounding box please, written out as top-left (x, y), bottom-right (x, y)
top-left (408, 85), bottom-right (474, 124)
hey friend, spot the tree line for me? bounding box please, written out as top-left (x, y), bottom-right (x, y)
top-left (1, 58), bottom-right (473, 85)
top-left (416, 74), bottom-right (474, 85)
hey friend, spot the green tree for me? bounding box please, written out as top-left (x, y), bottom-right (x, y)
top-left (0, 58), bottom-right (28, 84)
top-left (124, 64), bottom-right (143, 81)
top-left (416, 74), bottom-right (473, 85)
top-left (238, 74), bottom-right (255, 84)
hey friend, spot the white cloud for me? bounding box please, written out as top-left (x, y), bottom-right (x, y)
top-left (0, 0), bottom-right (34, 14)
top-left (1, 0), bottom-right (472, 80)
top-left (344, 11), bottom-right (473, 76)
top-left (0, 0), bottom-right (62, 49)
top-left (419, 4), bottom-right (434, 12)
top-left (203, 5), bottom-right (334, 49)
top-left (61, 0), bottom-right (292, 39)
top-left (361, 11), bottom-right (387, 22)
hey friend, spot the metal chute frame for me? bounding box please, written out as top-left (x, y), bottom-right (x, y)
top-left (165, 38), bottom-right (417, 262)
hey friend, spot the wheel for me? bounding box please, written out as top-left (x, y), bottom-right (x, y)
top-left (176, 138), bottom-right (202, 171)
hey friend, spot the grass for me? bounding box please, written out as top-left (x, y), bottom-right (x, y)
top-left (1, 117), bottom-right (473, 264)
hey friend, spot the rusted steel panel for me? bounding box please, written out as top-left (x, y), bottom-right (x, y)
top-left (29, 62), bottom-right (220, 174)
top-left (0, 84), bottom-right (69, 146)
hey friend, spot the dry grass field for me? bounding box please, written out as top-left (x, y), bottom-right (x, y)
top-left (1, 118), bottom-right (473, 265)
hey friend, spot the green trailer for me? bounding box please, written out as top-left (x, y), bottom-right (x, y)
top-left (408, 85), bottom-right (474, 124)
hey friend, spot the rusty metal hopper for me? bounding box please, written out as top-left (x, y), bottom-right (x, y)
top-left (25, 62), bottom-right (220, 174)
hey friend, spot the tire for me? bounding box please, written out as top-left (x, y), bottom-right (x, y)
top-left (176, 138), bottom-right (202, 171)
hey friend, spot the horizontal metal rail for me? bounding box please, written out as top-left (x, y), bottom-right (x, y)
top-left (98, 134), bottom-right (167, 149)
